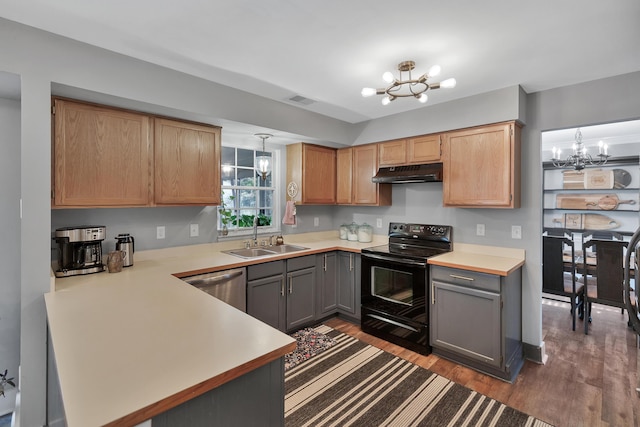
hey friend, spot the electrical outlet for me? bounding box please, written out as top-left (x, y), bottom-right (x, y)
top-left (156, 226), bottom-right (166, 239)
top-left (476, 224), bottom-right (485, 236)
top-left (313, 217), bottom-right (319, 227)
top-left (376, 218), bottom-right (382, 228)
top-left (190, 223), bottom-right (199, 237)
top-left (512, 225), bottom-right (522, 239)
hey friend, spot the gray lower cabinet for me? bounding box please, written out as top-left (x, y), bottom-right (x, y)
top-left (429, 265), bottom-right (523, 383)
top-left (247, 260), bottom-right (286, 331)
top-left (337, 251), bottom-right (360, 320)
top-left (247, 256), bottom-right (316, 333)
top-left (316, 252), bottom-right (338, 317)
top-left (286, 258), bottom-right (316, 331)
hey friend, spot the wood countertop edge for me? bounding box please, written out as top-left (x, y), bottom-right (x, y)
top-left (104, 340), bottom-right (297, 427)
top-left (428, 258), bottom-right (525, 277)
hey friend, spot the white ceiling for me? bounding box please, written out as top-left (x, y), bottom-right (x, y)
top-left (1, 0), bottom-right (640, 125)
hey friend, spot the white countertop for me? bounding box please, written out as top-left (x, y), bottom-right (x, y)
top-left (45, 231), bottom-right (386, 427)
top-left (428, 243), bottom-right (526, 276)
top-left (45, 232), bottom-right (524, 426)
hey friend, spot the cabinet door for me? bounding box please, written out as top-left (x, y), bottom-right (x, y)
top-left (378, 139), bottom-right (407, 167)
top-left (247, 275), bottom-right (286, 331)
top-left (336, 148), bottom-right (353, 204)
top-left (302, 144), bottom-right (336, 204)
top-left (353, 145), bottom-right (391, 205)
top-left (430, 280), bottom-right (502, 368)
top-left (442, 122), bottom-right (521, 208)
top-left (286, 267), bottom-right (316, 331)
top-left (316, 253), bottom-right (337, 316)
top-left (52, 98), bottom-right (152, 207)
top-left (337, 252), bottom-right (356, 315)
top-left (154, 118), bottom-right (221, 205)
top-left (408, 134), bottom-right (441, 163)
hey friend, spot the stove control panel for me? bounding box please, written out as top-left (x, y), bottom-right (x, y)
top-left (388, 222), bottom-right (452, 241)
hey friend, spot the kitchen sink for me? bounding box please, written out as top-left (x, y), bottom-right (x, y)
top-left (264, 244), bottom-right (309, 254)
top-left (223, 244), bottom-right (309, 259)
top-left (223, 248), bottom-right (279, 258)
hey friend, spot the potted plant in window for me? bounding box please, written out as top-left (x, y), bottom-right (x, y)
top-left (219, 196), bottom-right (235, 236)
top-left (0, 370), bottom-right (15, 397)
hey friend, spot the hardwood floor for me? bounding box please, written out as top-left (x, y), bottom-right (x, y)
top-left (324, 299), bottom-right (639, 427)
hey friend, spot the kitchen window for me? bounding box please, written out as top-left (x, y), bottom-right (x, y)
top-left (220, 145), bottom-right (280, 236)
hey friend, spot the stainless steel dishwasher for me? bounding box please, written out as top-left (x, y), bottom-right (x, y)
top-left (183, 267), bottom-right (247, 312)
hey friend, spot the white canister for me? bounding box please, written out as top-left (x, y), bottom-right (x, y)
top-left (339, 224), bottom-right (349, 240)
top-left (347, 222), bottom-right (359, 241)
top-left (358, 223), bottom-right (373, 243)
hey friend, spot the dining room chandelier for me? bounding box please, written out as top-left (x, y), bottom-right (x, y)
top-left (254, 133), bottom-right (273, 180)
top-left (551, 128), bottom-right (610, 170)
top-left (361, 60), bottom-right (456, 105)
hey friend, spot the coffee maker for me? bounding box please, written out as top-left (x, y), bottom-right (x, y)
top-left (54, 226), bottom-right (106, 277)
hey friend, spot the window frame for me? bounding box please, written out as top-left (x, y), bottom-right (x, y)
top-left (219, 142), bottom-right (281, 239)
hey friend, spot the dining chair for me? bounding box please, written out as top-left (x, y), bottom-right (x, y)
top-left (581, 238), bottom-right (636, 334)
top-left (543, 233), bottom-right (582, 330)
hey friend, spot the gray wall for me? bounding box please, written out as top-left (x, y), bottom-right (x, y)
top-left (2, 15), bottom-right (640, 425)
top-left (0, 93), bottom-right (21, 415)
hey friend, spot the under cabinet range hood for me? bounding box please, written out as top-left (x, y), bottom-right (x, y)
top-left (371, 163), bottom-right (443, 184)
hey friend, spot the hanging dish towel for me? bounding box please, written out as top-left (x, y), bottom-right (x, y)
top-left (283, 200), bottom-right (296, 225)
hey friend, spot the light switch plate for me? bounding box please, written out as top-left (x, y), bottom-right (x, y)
top-left (314, 217), bottom-right (319, 227)
top-left (476, 224), bottom-right (485, 236)
top-left (156, 226), bottom-right (166, 239)
top-left (376, 218), bottom-right (383, 228)
top-left (512, 225), bottom-right (522, 239)
top-left (190, 224), bottom-right (199, 237)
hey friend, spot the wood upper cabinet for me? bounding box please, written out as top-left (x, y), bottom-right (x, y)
top-left (52, 98), bottom-right (152, 207)
top-left (52, 98), bottom-right (221, 208)
top-left (337, 144), bottom-right (391, 206)
top-left (336, 148), bottom-right (353, 204)
top-left (378, 134), bottom-right (441, 167)
top-left (442, 121), bottom-right (522, 208)
top-left (154, 118), bottom-right (221, 206)
top-left (407, 134), bottom-right (441, 164)
top-left (286, 143), bottom-right (336, 204)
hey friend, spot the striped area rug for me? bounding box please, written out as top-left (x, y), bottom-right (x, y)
top-left (285, 325), bottom-right (553, 427)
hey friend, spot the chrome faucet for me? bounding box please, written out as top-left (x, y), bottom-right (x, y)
top-left (252, 216), bottom-right (258, 246)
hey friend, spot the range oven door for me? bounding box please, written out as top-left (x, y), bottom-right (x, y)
top-left (360, 252), bottom-right (430, 354)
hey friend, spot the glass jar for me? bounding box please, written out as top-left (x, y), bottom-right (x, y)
top-left (347, 222), bottom-right (359, 241)
top-left (339, 224), bottom-right (349, 240)
top-left (358, 223), bottom-right (373, 243)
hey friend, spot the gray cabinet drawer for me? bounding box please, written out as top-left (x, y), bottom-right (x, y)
top-left (287, 255), bottom-right (316, 272)
top-left (247, 260), bottom-right (285, 281)
top-left (431, 265), bottom-right (500, 293)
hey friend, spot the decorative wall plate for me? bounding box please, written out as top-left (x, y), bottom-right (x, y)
top-left (287, 181), bottom-right (299, 199)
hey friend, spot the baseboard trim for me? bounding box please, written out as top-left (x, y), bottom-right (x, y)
top-left (523, 340), bottom-right (547, 364)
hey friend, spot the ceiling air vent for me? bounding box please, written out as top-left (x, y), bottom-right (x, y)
top-left (288, 95), bottom-right (316, 106)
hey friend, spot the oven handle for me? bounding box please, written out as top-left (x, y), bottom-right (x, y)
top-left (366, 313), bottom-right (420, 333)
top-left (362, 253), bottom-right (427, 268)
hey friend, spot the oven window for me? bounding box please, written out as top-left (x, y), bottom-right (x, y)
top-left (371, 266), bottom-right (414, 305)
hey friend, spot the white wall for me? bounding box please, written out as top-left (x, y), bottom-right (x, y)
top-left (0, 93), bottom-right (20, 415)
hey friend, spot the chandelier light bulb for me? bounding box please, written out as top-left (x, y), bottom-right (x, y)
top-left (382, 71), bottom-right (395, 84)
top-left (428, 64), bottom-right (441, 77)
top-left (418, 93), bottom-right (428, 103)
top-left (440, 78), bottom-right (457, 88)
top-left (381, 96), bottom-right (392, 106)
top-left (361, 87), bottom-right (377, 97)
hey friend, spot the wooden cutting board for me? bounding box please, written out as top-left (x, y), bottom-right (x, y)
top-left (562, 169), bottom-right (632, 189)
top-left (556, 193), bottom-right (636, 210)
top-left (553, 213), bottom-right (620, 230)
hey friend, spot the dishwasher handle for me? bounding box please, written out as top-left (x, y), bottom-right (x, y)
top-left (186, 270), bottom-right (244, 288)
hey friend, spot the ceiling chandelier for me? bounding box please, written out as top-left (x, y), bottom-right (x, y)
top-left (551, 128), bottom-right (610, 170)
top-left (361, 60), bottom-right (456, 105)
top-left (254, 133), bottom-right (272, 180)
